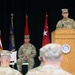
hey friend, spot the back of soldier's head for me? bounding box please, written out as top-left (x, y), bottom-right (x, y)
top-left (0, 50), bottom-right (11, 60)
top-left (39, 43), bottom-right (62, 61)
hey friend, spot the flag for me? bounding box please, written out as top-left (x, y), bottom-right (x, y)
top-left (24, 15), bottom-right (29, 43)
top-left (42, 14), bottom-right (50, 46)
top-left (0, 30), bottom-right (3, 50)
top-left (24, 15), bottom-right (29, 35)
top-left (9, 13), bottom-right (15, 51)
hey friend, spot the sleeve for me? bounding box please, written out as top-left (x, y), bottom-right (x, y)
top-left (29, 44), bottom-right (36, 58)
top-left (56, 21), bottom-right (61, 29)
top-left (17, 72), bottom-right (23, 75)
top-left (72, 20), bottom-right (75, 29)
top-left (13, 69), bottom-right (23, 75)
top-left (26, 72), bottom-right (30, 75)
top-left (18, 45), bottom-right (24, 58)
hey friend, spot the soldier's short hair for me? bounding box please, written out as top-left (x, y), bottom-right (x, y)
top-left (39, 43), bottom-right (62, 61)
top-left (0, 50), bottom-right (11, 57)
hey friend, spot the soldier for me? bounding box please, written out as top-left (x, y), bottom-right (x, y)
top-left (26, 43), bottom-right (72, 75)
top-left (0, 50), bottom-right (22, 75)
top-left (17, 35), bottom-right (36, 72)
top-left (56, 8), bottom-right (75, 29)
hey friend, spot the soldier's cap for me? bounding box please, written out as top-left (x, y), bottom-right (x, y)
top-left (61, 8), bottom-right (68, 13)
top-left (39, 43), bottom-right (62, 57)
top-left (0, 50), bottom-right (11, 57)
top-left (24, 35), bottom-right (30, 39)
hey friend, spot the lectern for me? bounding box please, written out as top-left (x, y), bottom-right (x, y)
top-left (51, 28), bottom-right (75, 75)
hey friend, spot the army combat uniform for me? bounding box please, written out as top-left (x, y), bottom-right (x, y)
top-left (26, 43), bottom-right (72, 75)
top-left (56, 8), bottom-right (75, 29)
top-left (17, 43), bottom-right (36, 72)
top-left (0, 66), bottom-right (22, 75)
top-left (56, 18), bottom-right (75, 29)
top-left (0, 50), bottom-right (22, 75)
top-left (26, 65), bottom-right (72, 75)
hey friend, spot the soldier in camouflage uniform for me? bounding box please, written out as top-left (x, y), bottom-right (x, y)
top-left (0, 50), bottom-right (22, 75)
top-left (56, 8), bottom-right (75, 29)
top-left (26, 43), bottom-right (72, 75)
top-left (17, 35), bottom-right (36, 72)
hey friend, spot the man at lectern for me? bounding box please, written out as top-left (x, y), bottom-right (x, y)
top-left (56, 8), bottom-right (75, 29)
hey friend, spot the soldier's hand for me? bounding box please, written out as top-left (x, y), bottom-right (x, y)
top-left (26, 55), bottom-right (29, 59)
top-left (25, 55), bottom-right (29, 60)
top-left (23, 55), bottom-right (28, 60)
top-left (23, 56), bottom-right (26, 60)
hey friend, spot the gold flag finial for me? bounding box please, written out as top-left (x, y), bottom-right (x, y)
top-left (11, 13), bottom-right (14, 17)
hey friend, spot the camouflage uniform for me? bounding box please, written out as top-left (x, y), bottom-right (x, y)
top-left (0, 66), bottom-right (22, 75)
top-left (26, 43), bottom-right (72, 75)
top-left (17, 43), bottom-right (36, 72)
top-left (56, 18), bottom-right (75, 29)
top-left (0, 50), bottom-right (22, 75)
top-left (26, 65), bottom-right (72, 75)
top-left (56, 8), bottom-right (75, 29)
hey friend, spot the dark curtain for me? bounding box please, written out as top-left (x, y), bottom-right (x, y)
top-left (0, 0), bottom-right (75, 67)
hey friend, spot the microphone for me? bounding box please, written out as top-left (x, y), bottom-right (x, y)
top-left (62, 22), bottom-right (64, 28)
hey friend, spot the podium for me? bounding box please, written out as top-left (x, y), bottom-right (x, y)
top-left (51, 28), bottom-right (75, 74)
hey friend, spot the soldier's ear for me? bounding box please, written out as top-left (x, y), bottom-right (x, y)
top-left (38, 56), bottom-right (41, 61)
top-left (61, 13), bottom-right (63, 16)
top-left (38, 56), bottom-right (43, 61)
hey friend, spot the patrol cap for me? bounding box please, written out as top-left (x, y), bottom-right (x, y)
top-left (61, 8), bottom-right (68, 13)
top-left (24, 35), bottom-right (30, 39)
top-left (0, 50), bottom-right (11, 57)
top-left (39, 43), bottom-right (62, 58)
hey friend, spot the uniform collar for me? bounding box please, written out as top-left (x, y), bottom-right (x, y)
top-left (0, 66), bottom-right (10, 68)
top-left (43, 64), bottom-right (61, 69)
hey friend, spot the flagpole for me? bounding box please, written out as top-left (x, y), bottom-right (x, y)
top-left (0, 30), bottom-right (3, 50)
top-left (11, 13), bottom-right (14, 28)
top-left (10, 13), bottom-right (15, 52)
